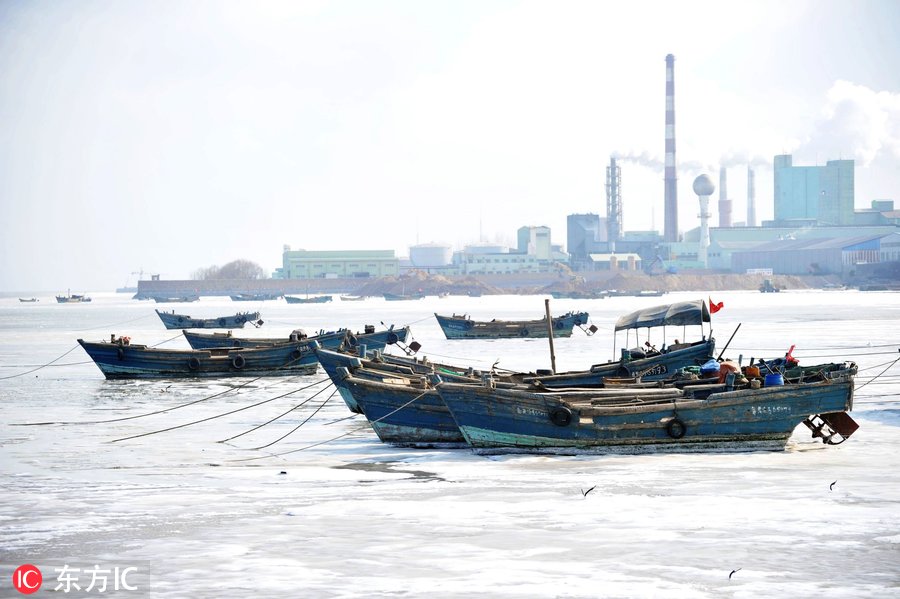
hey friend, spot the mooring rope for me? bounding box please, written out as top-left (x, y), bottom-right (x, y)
top-left (229, 388), bottom-right (431, 462)
top-left (219, 383), bottom-right (336, 444)
top-left (109, 378), bottom-right (330, 443)
top-left (248, 388), bottom-right (339, 450)
top-left (854, 355), bottom-right (900, 392)
top-left (0, 345), bottom-right (81, 380)
top-left (12, 372), bottom-right (329, 426)
top-left (73, 312), bottom-right (156, 332)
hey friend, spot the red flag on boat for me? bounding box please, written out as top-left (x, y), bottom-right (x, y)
top-left (709, 297), bottom-right (724, 313)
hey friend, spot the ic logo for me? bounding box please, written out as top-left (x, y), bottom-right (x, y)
top-left (12, 564), bottom-right (43, 595)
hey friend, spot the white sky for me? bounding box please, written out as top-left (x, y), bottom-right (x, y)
top-left (2, 0), bottom-right (899, 291)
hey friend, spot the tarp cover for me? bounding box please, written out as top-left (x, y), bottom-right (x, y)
top-left (614, 299), bottom-right (711, 331)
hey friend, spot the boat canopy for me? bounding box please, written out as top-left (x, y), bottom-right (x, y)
top-left (614, 300), bottom-right (711, 331)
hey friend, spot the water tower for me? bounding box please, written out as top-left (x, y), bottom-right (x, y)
top-left (693, 174), bottom-right (715, 268)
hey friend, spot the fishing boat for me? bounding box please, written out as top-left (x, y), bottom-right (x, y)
top-left (56, 291), bottom-right (91, 303)
top-left (384, 292), bottom-right (425, 301)
top-left (151, 295), bottom-right (199, 303)
top-left (155, 309), bottom-right (261, 330)
top-left (550, 290), bottom-right (608, 300)
top-left (435, 370), bottom-right (859, 454)
top-left (77, 336), bottom-right (318, 379)
top-left (339, 295), bottom-right (365, 301)
top-left (434, 311), bottom-right (591, 339)
top-left (334, 365), bottom-right (467, 447)
top-left (184, 324), bottom-right (409, 352)
top-left (284, 295), bottom-right (333, 304)
top-left (19, 298), bottom-right (39, 303)
top-left (231, 293), bottom-right (282, 301)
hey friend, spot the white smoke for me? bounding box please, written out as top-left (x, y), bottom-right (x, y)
top-left (797, 80), bottom-right (900, 166)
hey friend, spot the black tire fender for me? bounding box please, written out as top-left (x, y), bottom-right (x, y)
top-left (386, 332), bottom-right (399, 345)
top-left (117, 347), bottom-right (125, 360)
top-left (550, 406), bottom-right (573, 427)
top-left (290, 348), bottom-right (303, 361)
top-left (187, 356), bottom-right (200, 371)
top-left (666, 417), bottom-right (686, 439)
top-left (521, 328), bottom-right (529, 337)
top-left (347, 334), bottom-right (358, 347)
top-left (231, 354), bottom-right (246, 370)
top-left (236, 315), bottom-right (246, 324)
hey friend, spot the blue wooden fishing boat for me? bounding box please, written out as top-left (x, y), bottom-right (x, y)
top-left (77, 336), bottom-right (318, 379)
top-left (284, 295), bottom-right (333, 304)
top-left (183, 324), bottom-right (409, 352)
top-left (231, 292), bottom-right (282, 301)
top-left (151, 295), bottom-right (199, 303)
top-left (435, 372), bottom-right (858, 454)
top-left (19, 297), bottom-right (39, 303)
top-left (156, 309), bottom-right (261, 330)
top-left (384, 292), bottom-right (425, 301)
top-left (434, 311), bottom-right (591, 339)
top-left (334, 366), bottom-right (467, 447)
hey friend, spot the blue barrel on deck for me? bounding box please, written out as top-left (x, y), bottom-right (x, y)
top-left (764, 373), bottom-right (784, 386)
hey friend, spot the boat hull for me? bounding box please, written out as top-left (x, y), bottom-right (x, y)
top-left (434, 311), bottom-right (589, 339)
top-left (184, 326), bottom-right (408, 352)
top-left (436, 379), bottom-right (854, 453)
top-left (340, 374), bottom-right (466, 446)
top-left (77, 339), bottom-right (317, 379)
top-left (529, 339), bottom-right (715, 386)
top-left (156, 309), bottom-right (260, 330)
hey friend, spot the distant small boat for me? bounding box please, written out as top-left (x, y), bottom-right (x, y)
top-left (384, 292), bottom-right (425, 301)
top-left (284, 295), bottom-right (333, 304)
top-left (19, 298), bottom-right (39, 303)
top-left (77, 336), bottom-right (318, 379)
top-left (56, 291), bottom-right (91, 303)
top-left (231, 293), bottom-right (282, 301)
top-left (550, 290), bottom-right (608, 300)
top-left (339, 295), bottom-right (365, 302)
top-left (156, 309), bottom-right (261, 330)
top-left (434, 311), bottom-right (590, 339)
top-left (151, 295), bottom-right (199, 303)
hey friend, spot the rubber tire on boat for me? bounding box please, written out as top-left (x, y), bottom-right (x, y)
top-left (117, 347), bottom-right (125, 360)
top-left (521, 328), bottom-right (529, 337)
top-left (666, 418), bottom-right (686, 439)
top-left (187, 356), bottom-right (200, 371)
top-left (218, 318), bottom-right (226, 327)
top-left (177, 316), bottom-right (184, 323)
top-left (236, 315), bottom-right (246, 324)
top-left (550, 406), bottom-right (573, 427)
top-left (347, 334), bottom-right (358, 347)
top-left (290, 348), bottom-right (303, 361)
top-left (574, 315), bottom-right (584, 326)
top-left (555, 320), bottom-right (565, 329)
top-left (231, 354), bottom-right (246, 370)
top-left (387, 332), bottom-right (399, 345)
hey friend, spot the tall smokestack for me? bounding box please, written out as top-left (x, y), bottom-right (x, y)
top-left (747, 166), bottom-right (757, 226)
top-left (718, 167), bottom-right (732, 227)
top-left (664, 54), bottom-right (678, 242)
top-left (605, 156), bottom-right (623, 246)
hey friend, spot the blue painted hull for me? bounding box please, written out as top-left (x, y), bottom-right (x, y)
top-left (284, 295), bottom-right (333, 304)
top-left (529, 339), bottom-right (715, 386)
top-left (434, 311), bottom-right (589, 339)
top-left (184, 327), bottom-right (408, 353)
top-left (77, 339), bottom-right (318, 379)
top-left (156, 309), bottom-right (260, 330)
top-left (436, 378), bottom-right (854, 453)
top-left (340, 375), bottom-right (466, 446)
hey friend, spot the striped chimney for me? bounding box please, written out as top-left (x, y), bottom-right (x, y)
top-left (664, 54), bottom-right (678, 241)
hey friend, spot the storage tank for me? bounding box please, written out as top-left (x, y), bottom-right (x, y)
top-left (409, 243), bottom-right (452, 267)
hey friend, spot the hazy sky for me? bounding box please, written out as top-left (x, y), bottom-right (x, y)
top-left (2, 0), bottom-right (899, 292)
